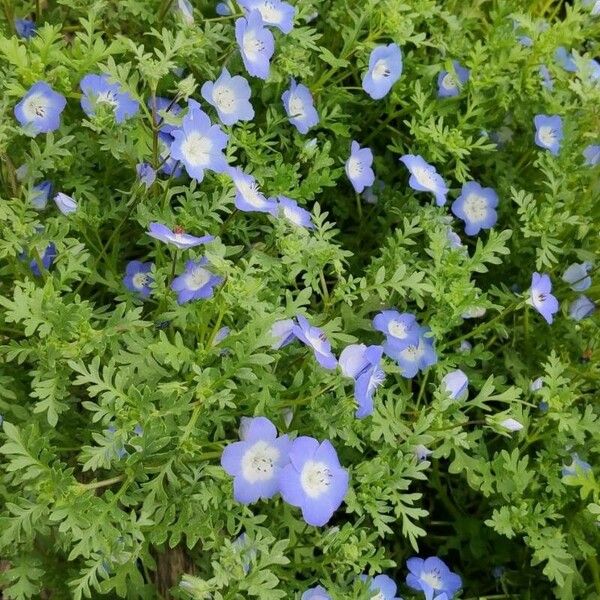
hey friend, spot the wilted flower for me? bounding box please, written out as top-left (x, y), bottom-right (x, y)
top-left (14, 81), bottom-right (66, 134)
top-left (235, 10), bottom-right (275, 80)
top-left (441, 370), bottom-right (468, 400)
top-left (123, 261), bottom-right (153, 298)
top-left (147, 222), bottom-right (214, 249)
top-left (583, 144), bottom-right (600, 166)
top-left (80, 74), bottom-right (139, 123)
top-left (277, 197), bottom-right (313, 228)
top-left (221, 417), bottom-right (291, 504)
top-left (171, 258), bottom-right (223, 304)
top-left (561, 453), bottom-right (592, 477)
top-left (301, 585), bottom-right (331, 600)
top-left (170, 99), bottom-right (229, 181)
top-left (292, 315), bottom-right (337, 369)
top-left (437, 60), bottom-right (470, 97)
top-left (228, 167), bottom-right (278, 214)
top-left (15, 18), bottom-right (36, 39)
top-left (282, 79), bottom-right (319, 134)
top-left (562, 261), bottom-right (592, 291)
top-left (534, 114), bottom-right (563, 155)
top-left (569, 295), bottom-right (595, 321)
top-left (54, 192), bottom-right (77, 215)
top-left (360, 574), bottom-right (400, 599)
top-left (201, 68), bottom-right (254, 126)
top-left (345, 141), bottom-right (375, 193)
top-left (528, 272), bottom-right (559, 324)
top-left (406, 557), bottom-right (462, 600)
top-left (500, 417), bottom-right (524, 432)
top-left (270, 319), bottom-right (296, 349)
top-left (136, 162), bottom-right (156, 188)
top-left (279, 436), bottom-right (349, 526)
top-left (451, 181), bottom-right (498, 235)
top-left (400, 155), bottom-right (448, 206)
top-left (238, 0), bottom-right (295, 33)
top-left (31, 181), bottom-right (52, 210)
top-left (362, 43), bottom-right (403, 100)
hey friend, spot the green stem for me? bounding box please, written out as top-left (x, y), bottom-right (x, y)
top-left (80, 475), bottom-right (124, 490)
top-left (588, 557), bottom-right (600, 596)
top-left (355, 193), bottom-right (363, 221)
top-left (157, 0), bottom-right (175, 23)
top-left (319, 270), bottom-right (330, 303)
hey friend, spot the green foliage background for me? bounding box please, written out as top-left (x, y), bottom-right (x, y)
top-left (0, 0), bottom-right (599, 598)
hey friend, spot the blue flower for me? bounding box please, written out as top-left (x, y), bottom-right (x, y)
top-left (279, 436), bottom-right (348, 526)
top-left (561, 453), bottom-right (592, 477)
top-left (339, 344), bottom-right (385, 418)
top-left (534, 114), bottom-right (563, 155)
top-left (170, 99), bottom-right (229, 181)
top-left (31, 181), bottom-right (52, 210)
top-left (517, 35), bottom-right (533, 47)
top-left (292, 315), bottom-right (337, 369)
top-left (221, 417), bottom-right (291, 504)
top-left (228, 167), bottom-right (278, 214)
top-left (14, 81), bottom-right (66, 134)
top-left (271, 319), bottom-right (296, 349)
top-left (158, 132), bottom-right (183, 177)
top-left (360, 574), bottom-right (400, 600)
top-left (590, 58), bottom-right (600, 80)
top-left (171, 258), bottom-right (223, 304)
top-left (147, 222), bottom-right (214, 249)
top-left (80, 74), bottom-right (139, 123)
top-left (148, 96), bottom-right (182, 134)
top-left (451, 181), bottom-right (499, 236)
top-left (437, 61), bottom-right (470, 98)
top-left (406, 557), bottom-right (462, 600)
top-left (302, 585), bottom-right (331, 600)
top-left (528, 272), bottom-right (559, 324)
top-left (282, 79), bottom-right (319, 134)
top-left (384, 327), bottom-right (437, 379)
top-left (201, 68), bottom-right (255, 126)
top-left (123, 260), bottom-right (153, 298)
top-left (583, 144), bottom-right (600, 166)
top-left (15, 18), bottom-right (36, 39)
top-left (562, 261), bottom-right (592, 291)
top-left (175, 0), bottom-right (194, 24)
top-left (26, 242), bottom-right (57, 276)
top-left (446, 228), bottom-right (463, 250)
top-left (500, 417), bottom-right (524, 432)
top-left (54, 192), bottom-right (77, 215)
top-left (362, 43), bottom-right (403, 100)
top-left (345, 141), bottom-right (375, 193)
top-left (569, 295), bottom-right (595, 321)
top-left (373, 310), bottom-right (420, 350)
top-left (238, 0), bottom-right (296, 34)
top-left (216, 2), bottom-right (232, 16)
top-left (235, 10), bottom-right (275, 80)
top-left (530, 377), bottom-right (543, 392)
top-left (400, 155), bottom-right (448, 206)
top-left (136, 162), bottom-right (156, 188)
top-left (414, 444), bottom-right (433, 462)
top-left (555, 46), bottom-right (577, 72)
top-left (539, 64), bottom-right (554, 90)
top-left (277, 197), bottom-right (314, 228)
top-left (441, 369), bottom-right (468, 400)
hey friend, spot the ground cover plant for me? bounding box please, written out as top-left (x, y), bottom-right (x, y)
top-left (0, 0), bottom-right (599, 598)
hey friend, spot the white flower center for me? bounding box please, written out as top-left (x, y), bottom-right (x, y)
top-left (400, 340), bottom-right (424, 362)
top-left (346, 156), bottom-right (363, 179)
top-left (237, 180), bottom-right (267, 208)
top-left (373, 59), bottom-right (391, 79)
top-left (132, 272), bottom-right (149, 289)
top-left (283, 205), bottom-right (302, 225)
top-left (243, 32), bottom-right (265, 58)
top-left (441, 72), bottom-right (457, 90)
top-left (300, 460), bottom-right (332, 498)
top-left (213, 84), bottom-right (237, 113)
top-left (185, 266), bottom-right (211, 291)
top-left (288, 94), bottom-right (306, 119)
top-left (305, 329), bottom-right (327, 353)
top-left (259, 1), bottom-right (282, 24)
top-left (421, 569), bottom-right (443, 590)
top-left (181, 132), bottom-right (213, 166)
top-left (96, 90), bottom-right (118, 107)
top-left (241, 440), bottom-right (279, 483)
top-left (23, 93), bottom-right (49, 120)
top-left (412, 166), bottom-right (437, 189)
top-left (463, 193), bottom-right (488, 222)
top-left (538, 126), bottom-right (556, 147)
top-left (388, 320), bottom-right (408, 338)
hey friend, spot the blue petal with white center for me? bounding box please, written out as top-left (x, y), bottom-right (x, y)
top-left (384, 326), bottom-right (437, 379)
top-left (534, 114), bottom-right (563, 155)
top-left (528, 272), bottom-right (559, 324)
top-left (441, 369), bottom-right (468, 400)
top-left (362, 43), bottom-right (403, 100)
top-left (238, 0), bottom-right (295, 34)
top-left (451, 181), bottom-right (498, 236)
top-left (292, 315), bottom-right (337, 369)
top-left (277, 196), bottom-right (313, 228)
top-left (15, 81), bottom-right (66, 135)
top-left (201, 67), bottom-right (254, 126)
top-left (228, 167), bottom-right (278, 214)
top-left (406, 556), bottom-right (462, 600)
top-left (345, 141), bottom-right (375, 193)
top-left (235, 10), bottom-right (275, 80)
top-left (270, 319), bottom-right (296, 349)
top-left (282, 79), bottom-right (319, 134)
top-left (360, 574), bottom-right (400, 600)
top-left (80, 74), bottom-right (139, 124)
top-left (301, 585), bottom-right (331, 600)
top-left (400, 154), bottom-right (448, 206)
top-left (54, 192), bottom-right (77, 215)
top-left (373, 310), bottom-right (420, 351)
top-left (171, 258), bottom-right (223, 304)
top-left (123, 260), bottom-right (153, 298)
top-left (437, 60), bottom-right (470, 98)
top-left (147, 222), bottom-right (214, 250)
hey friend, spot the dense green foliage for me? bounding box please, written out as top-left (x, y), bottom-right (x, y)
top-left (0, 0), bottom-right (599, 598)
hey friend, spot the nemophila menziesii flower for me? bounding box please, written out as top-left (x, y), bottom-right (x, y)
top-left (31, 181), bottom-right (52, 210)
top-left (360, 574), bottom-right (399, 600)
top-left (80, 74), bottom-right (139, 123)
top-left (528, 272), bottom-right (559, 324)
top-left (569, 295), bottom-right (595, 321)
top-left (415, 444), bottom-right (433, 462)
top-left (228, 167), bottom-right (278, 214)
top-left (539, 64), bottom-right (554, 90)
top-left (561, 453), bottom-right (592, 477)
top-left (148, 96), bottom-right (182, 135)
top-left (235, 10), bottom-right (275, 80)
top-left (171, 258), bottom-right (223, 304)
top-left (220, 417), bottom-right (290, 504)
top-left (583, 144), bottom-right (600, 166)
top-left (530, 377), bottom-right (543, 392)
top-left (24, 242), bottom-right (57, 276)
top-left (14, 81), bottom-right (66, 134)
top-left (170, 99), bottom-right (229, 181)
top-left (534, 114), bottom-right (563, 155)
top-left (406, 557), bottom-right (462, 600)
top-left (373, 310), bottom-right (420, 350)
top-left (345, 141), bottom-right (375, 193)
top-left (279, 436), bottom-right (348, 526)
top-left (277, 196), bottom-right (314, 228)
top-left (282, 79), bottom-right (319, 134)
top-left (147, 222), bottom-right (214, 249)
top-left (54, 192), bottom-right (77, 215)
top-left (175, 0), bottom-right (194, 24)
top-left (136, 162), bottom-right (156, 188)
top-left (201, 68), bottom-right (254, 126)
top-left (441, 369), bottom-right (468, 400)
top-left (339, 344), bottom-right (385, 418)
top-left (384, 328), bottom-right (437, 379)
top-left (292, 315), bottom-right (337, 369)
top-left (238, 0), bottom-right (296, 34)
top-left (270, 318), bottom-right (296, 349)
top-left (302, 585), bottom-right (331, 600)
top-left (158, 132), bottom-right (183, 177)
top-left (451, 181), bottom-right (498, 236)
top-left (555, 46), bottom-right (577, 72)
top-left (123, 261), bottom-right (153, 298)
top-left (562, 261), bottom-right (592, 292)
top-left (216, 2), bottom-right (232, 16)
top-left (500, 417), bottom-right (523, 432)
top-left (15, 18), bottom-right (36, 39)
top-left (362, 43), bottom-right (403, 100)
top-left (400, 155), bottom-right (448, 206)
top-left (437, 61), bottom-right (470, 98)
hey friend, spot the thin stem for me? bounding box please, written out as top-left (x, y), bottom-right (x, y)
top-left (157, 0), bottom-right (175, 23)
top-left (319, 270), bottom-right (330, 303)
top-left (588, 557), bottom-right (600, 596)
top-left (355, 193), bottom-right (363, 221)
top-left (80, 475), bottom-right (124, 490)
top-left (36, 0), bottom-right (42, 22)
